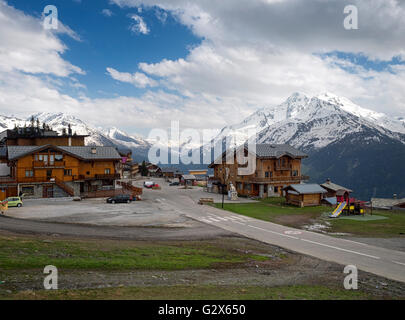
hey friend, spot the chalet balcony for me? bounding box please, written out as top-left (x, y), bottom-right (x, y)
top-left (275, 164), bottom-right (292, 171)
top-left (235, 175), bottom-right (309, 184)
top-left (94, 173), bottom-right (121, 180)
top-left (33, 160), bottom-right (65, 168)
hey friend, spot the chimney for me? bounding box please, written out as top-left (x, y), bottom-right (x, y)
top-left (326, 178), bottom-right (331, 183)
top-left (393, 194), bottom-right (397, 199)
top-left (91, 147), bottom-right (97, 154)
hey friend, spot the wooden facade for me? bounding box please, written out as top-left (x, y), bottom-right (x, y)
top-left (0, 145), bottom-right (121, 200)
top-left (209, 144), bottom-right (309, 198)
top-left (284, 184), bottom-right (326, 207)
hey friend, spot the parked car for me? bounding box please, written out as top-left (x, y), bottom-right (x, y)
top-left (106, 194), bottom-right (132, 204)
top-left (144, 181), bottom-right (156, 188)
top-left (6, 197), bottom-right (23, 207)
top-left (169, 181), bottom-right (180, 186)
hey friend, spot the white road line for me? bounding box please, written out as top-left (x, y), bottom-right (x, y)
top-left (210, 215), bottom-right (228, 221)
top-left (232, 220), bottom-right (246, 226)
top-left (201, 218), bottom-right (212, 224)
top-left (207, 217), bottom-right (221, 222)
top-left (300, 238), bottom-right (380, 260)
top-left (392, 260), bottom-right (405, 267)
top-left (247, 225), bottom-right (299, 240)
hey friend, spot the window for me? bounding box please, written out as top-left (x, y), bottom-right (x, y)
top-left (292, 170), bottom-right (298, 177)
top-left (265, 172), bottom-right (269, 178)
top-left (274, 186), bottom-right (279, 193)
top-left (237, 183), bottom-right (242, 190)
top-left (38, 155), bottom-right (43, 161)
top-left (25, 170), bottom-right (34, 177)
top-left (245, 184), bottom-right (251, 192)
top-left (105, 168), bottom-right (111, 175)
top-left (64, 169), bottom-right (72, 176)
top-left (55, 154), bottom-right (63, 161)
top-left (21, 186), bottom-right (34, 196)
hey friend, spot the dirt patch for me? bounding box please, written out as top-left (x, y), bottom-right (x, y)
top-left (274, 214), bottom-right (315, 228)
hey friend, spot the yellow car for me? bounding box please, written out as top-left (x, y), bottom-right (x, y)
top-left (6, 197), bottom-right (23, 208)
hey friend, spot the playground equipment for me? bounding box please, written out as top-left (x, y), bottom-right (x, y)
top-left (330, 201), bottom-right (347, 218)
top-left (330, 189), bottom-right (366, 218)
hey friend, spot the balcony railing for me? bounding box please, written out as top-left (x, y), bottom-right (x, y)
top-left (275, 164), bottom-right (292, 171)
top-left (236, 175), bottom-right (309, 183)
top-left (33, 160), bottom-right (65, 168)
top-left (94, 173), bottom-right (121, 180)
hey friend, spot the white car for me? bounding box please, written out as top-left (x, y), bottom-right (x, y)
top-left (144, 181), bottom-right (155, 188)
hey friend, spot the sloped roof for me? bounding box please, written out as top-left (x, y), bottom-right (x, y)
top-left (252, 144), bottom-right (308, 159)
top-left (371, 198), bottom-right (405, 209)
top-left (182, 174), bottom-right (196, 180)
top-left (209, 143), bottom-right (307, 167)
top-left (284, 184), bottom-right (327, 194)
top-left (161, 167), bottom-right (182, 173)
top-left (58, 146), bottom-right (121, 160)
top-left (321, 180), bottom-right (353, 193)
top-left (7, 145), bottom-right (121, 161)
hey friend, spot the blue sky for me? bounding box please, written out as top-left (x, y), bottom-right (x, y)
top-left (7, 0), bottom-right (201, 100)
top-left (0, 0), bottom-right (404, 136)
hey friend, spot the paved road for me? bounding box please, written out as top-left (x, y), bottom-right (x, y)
top-left (155, 188), bottom-right (405, 283)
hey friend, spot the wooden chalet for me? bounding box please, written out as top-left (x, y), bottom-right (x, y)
top-left (161, 167), bottom-right (183, 181)
top-left (209, 144), bottom-right (309, 198)
top-left (284, 184), bottom-right (327, 207)
top-left (0, 145), bottom-right (121, 200)
top-left (0, 126), bottom-right (123, 200)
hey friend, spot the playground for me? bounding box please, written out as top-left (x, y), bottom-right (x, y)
top-left (215, 196), bottom-right (405, 238)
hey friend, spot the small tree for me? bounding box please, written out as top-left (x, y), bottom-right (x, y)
top-left (140, 161), bottom-right (149, 177)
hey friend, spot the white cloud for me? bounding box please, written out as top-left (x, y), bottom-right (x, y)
top-left (106, 67), bottom-right (158, 88)
top-left (0, 1), bottom-right (83, 77)
top-left (1, 0), bottom-right (405, 135)
top-left (101, 9), bottom-right (113, 17)
top-left (129, 13), bottom-right (149, 35)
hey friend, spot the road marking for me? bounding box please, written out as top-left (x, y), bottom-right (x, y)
top-left (392, 260), bottom-right (405, 267)
top-left (247, 225), bottom-right (299, 240)
top-left (207, 217), bottom-right (221, 222)
top-left (284, 230), bottom-right (302, 235)
top-left (201, 218), bottom-right (212, 224)
top-left (232, 220), bottom-right (246, 226)
top-left (300, 238), bottom-right (380, 260)
top-left (210, 215), bottom-right (228, 221)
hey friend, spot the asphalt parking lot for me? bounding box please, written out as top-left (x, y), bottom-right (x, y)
top-left (3, 178), bottom-right (257, 228)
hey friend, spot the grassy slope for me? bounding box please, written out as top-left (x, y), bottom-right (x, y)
top-left (328, 210), bottom-right (405, 237)
top-left (215, 197), bottom-right (326, 228)
top-left (0, 236), bottom-right (268, 271)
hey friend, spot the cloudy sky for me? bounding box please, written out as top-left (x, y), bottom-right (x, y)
top-left (0, 0), bottom-right (404, 136)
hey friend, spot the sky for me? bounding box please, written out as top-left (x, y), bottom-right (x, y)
top-left (0, 0), bottom-right (404, 136)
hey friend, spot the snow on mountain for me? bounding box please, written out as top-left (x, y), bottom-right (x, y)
top-left (207, 92), bottom-right (405, 153)
top-left (103, 127), bottom-right (150, 150)
top-left (0, 112), bottom-right (151, 160)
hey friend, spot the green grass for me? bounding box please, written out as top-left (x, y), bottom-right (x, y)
top-left (214, 197), bottom-right (327, 228)
top-left (328, 210), bottom-right (405, 237)
top-left (0, 284), bottom-right (382, 300)
top-left (215, 198), bottom-right (405, 237)
top-left (0, 236), bottom-right (268, 271)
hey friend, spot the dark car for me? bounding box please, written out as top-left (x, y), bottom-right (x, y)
top-left (106, 194), bottom-right (132, 204)
top-left (169, 182), bottom-right (180, 186)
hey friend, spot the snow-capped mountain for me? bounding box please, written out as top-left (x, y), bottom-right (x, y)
top-left (0, 112), bottom-right (151, 161)
top-left (207, 92), bottom-right (405, 152)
